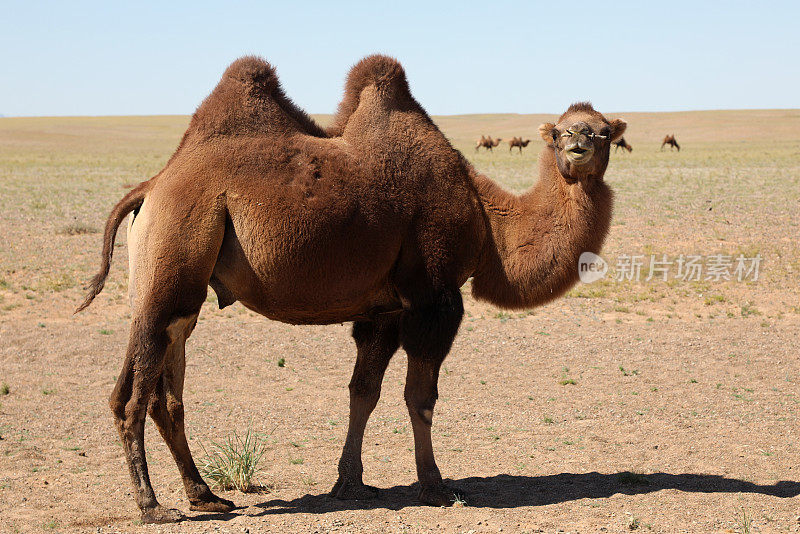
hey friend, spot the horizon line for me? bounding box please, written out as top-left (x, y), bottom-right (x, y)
top-left (1, 107), bottom-right (798, 120)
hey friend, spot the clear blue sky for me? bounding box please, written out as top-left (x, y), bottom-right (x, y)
top-left (2, 1), bottom-right (798, 116)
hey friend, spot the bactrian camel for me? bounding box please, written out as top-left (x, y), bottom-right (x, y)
top-left (475, 135), bottom-right (502, 151)
top-left (508, 136), bottom-right (531, 153)
top-left (613, 136), bottom-right (633, 153)
top-left (78, 55), bottom-right (625, 524)
top-left (661, 134), bottom-right (679, 151)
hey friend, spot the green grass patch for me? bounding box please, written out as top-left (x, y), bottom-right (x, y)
top-left (199, 429), bottom-right (268, 492)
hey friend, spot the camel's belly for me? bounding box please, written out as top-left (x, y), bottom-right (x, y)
top-left (211, 200), bottom-right (405, 325)
top-left (213, 257), bottom-right (402, 325)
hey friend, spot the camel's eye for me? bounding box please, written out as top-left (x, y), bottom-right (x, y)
top-left (562, 128), bottom-right (608, 140)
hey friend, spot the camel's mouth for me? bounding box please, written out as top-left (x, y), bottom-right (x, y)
top-left (566, 145), bottom-right (594, 164)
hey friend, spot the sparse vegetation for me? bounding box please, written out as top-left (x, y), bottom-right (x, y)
top-left (451, 493), bottom-right (467, 507)
top-left (199, 429), bottom-right (268, 492)
top-left (559, 366), bottom-right (577, 386)
top-left (738, 507), bottom-right (752, 534)
top-left (704, 294), bottom-right (726, 305)
top-left (57, 222), bottom-right (99, 235)
top-left (38, 273), bottom-right (78, 292)
top-left (740, 302), bottom-right (761, 317)
top-left (494, 311), bottom-right (513, 322)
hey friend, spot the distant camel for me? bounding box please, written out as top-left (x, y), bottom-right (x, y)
top-left (613, 137), bottom-right (632, 153)
top-left (476, 135), bottom-right (502, 152)
top-left (508, 137), bottom-right (531, 153)
top-left (661, 134), bottom-right (680, 151)
top-left (78, 56), bottom-right (625, 524)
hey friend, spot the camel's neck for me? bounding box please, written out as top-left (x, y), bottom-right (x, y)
top-left (471, 147), bottom-right (613, 309)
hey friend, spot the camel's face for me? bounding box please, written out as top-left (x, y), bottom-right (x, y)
top-left (539, 107), bottom-right (626, 182)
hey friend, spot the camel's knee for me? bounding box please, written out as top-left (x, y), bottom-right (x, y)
top-left (110, 392), bottom-right (148, 430)
top-left (109, 322), bottom-right (173, 431)
top-left (148, 383), bottom-right (185, 424)
top-left (109, 392), bottom-right (126, 424)
top-left (160, 394), bottom-right (185, 426)
top-left (348, 375), bottom-right (381, 403)
top-left (109, 371), bottom-right (136, 426)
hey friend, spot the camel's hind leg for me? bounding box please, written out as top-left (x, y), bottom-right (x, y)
top-left (114, 188), bottom-right (226, 523)
top-left (331, 316), bottom-right (400, 500)
top-left (113, 299), bottom-right (217, 523)
top-left (110, 313), bottom-right (188, 524)
top-left (147, 316), bottom-right (234, 513)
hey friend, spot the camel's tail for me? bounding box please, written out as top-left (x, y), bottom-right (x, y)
top-left (75, 180), bottom-right (152, 313)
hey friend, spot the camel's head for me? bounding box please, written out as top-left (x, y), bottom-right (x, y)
top-left (539, 102), bottom-right (626, 182)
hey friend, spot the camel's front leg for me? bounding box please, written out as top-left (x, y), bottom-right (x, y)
top-left (400, 290), bottom-right (463, 506)
top-left (331, 316), bottom-right (400, 500)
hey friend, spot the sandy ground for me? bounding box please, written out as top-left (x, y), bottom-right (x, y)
top-left (1, 110), bottom-right (799, 533)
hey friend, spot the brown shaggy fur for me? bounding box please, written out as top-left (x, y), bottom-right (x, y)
top-left (613, 136), bottom-right (633, 153)
top-left (507, 136), bottom-right (531, 153)
top-left (661, 133), bottom-right (680, 151)
top-left (78, 55), bottom-right (623, 524)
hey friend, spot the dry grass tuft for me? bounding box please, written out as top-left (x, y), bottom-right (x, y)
top-left (58, 222), bottom-right (99, 236)
top-left (199, 429), bottom-right (268, 492)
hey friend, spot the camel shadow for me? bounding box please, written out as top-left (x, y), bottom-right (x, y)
top-left (188, 471), bottom-right (800, 521)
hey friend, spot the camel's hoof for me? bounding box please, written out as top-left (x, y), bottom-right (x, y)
top-left (418, 484), bottom-right (462, 507)
top-left (330, 478), bottom-right (380, 500)
top-left (140, 505), bottom-right (185, 524)
top-left (189, 494), bottom-right (235, 513)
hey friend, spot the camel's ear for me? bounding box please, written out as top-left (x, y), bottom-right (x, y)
top-left (609, 119), bottom-right (627, 142)
top-left (539, 122), bottom-right (556, 143)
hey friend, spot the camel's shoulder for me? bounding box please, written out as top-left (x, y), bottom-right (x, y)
top-left (188, 56), bottom-right (327, 139)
